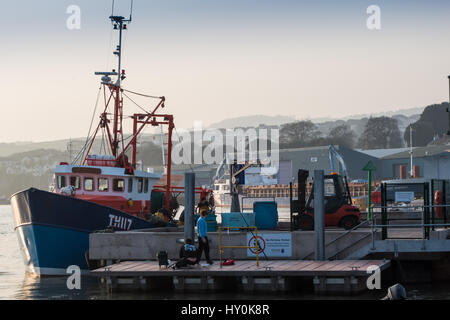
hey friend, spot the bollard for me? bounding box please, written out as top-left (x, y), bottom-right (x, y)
top-left (184, 173), bottom-right (195, 242)
top-left (314, 170), bottom-right (325, 261)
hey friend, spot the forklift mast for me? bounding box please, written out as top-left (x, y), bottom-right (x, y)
top-left (297, 169), bottom-right (309, 214)
top-left (328, 144), bottom-right (352, 204)
top-left (290, 169), bottom-right (308, 230)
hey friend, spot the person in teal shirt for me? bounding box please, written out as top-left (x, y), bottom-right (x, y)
top-left (196, 210), bottom-right (213, 265)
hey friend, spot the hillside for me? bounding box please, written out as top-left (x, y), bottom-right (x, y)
top-left (0, 141), bottom-right (167, 198)
top-left (0, 103), bottom-right (438, 198)
top-left (405, 102), bottom-right (450, 146)
top-left (0, 133), bottom-right (161, 158)
top-left (209, 115), bottom-right (295, 129)
top-left (0, 149), bottom-right (67, 198)
top-left (314, 114), bottom-right (419, 138)
top-left (207, 108), bottom-right (422, 135)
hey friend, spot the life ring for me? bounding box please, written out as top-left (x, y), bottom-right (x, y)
top-left (435, 190), bottom-right (444, 219)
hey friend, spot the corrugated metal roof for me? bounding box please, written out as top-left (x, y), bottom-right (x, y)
top-left (382, 145), bottom-right (450, 159)
top-left (357, 148), bottom-right (411, 159)
top-left (279, 145), bottom-right (332, 153)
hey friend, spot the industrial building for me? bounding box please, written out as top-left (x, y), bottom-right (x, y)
top-left (377, 145), bottom-right (450, 180)
top-left (166, 144), bottom-right (450, 187)
top-left (168, 145), bottom-right (379, 186)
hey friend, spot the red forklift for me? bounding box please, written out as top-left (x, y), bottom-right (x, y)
top-left (290, 169), bottom-right (361, 231)
top-left (291, 145), bottom-right (362, 230)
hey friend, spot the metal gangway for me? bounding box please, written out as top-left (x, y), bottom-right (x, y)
top-left (346, 179), bottom-right (450, 259)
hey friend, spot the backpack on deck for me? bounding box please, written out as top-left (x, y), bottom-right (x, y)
top-left (157, 250), bottom-right (169, 269)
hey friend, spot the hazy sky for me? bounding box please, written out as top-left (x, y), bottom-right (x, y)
top-left (1, 0), bottom-right (449, 142)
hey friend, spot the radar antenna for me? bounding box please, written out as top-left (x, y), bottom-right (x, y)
top-left (111, 0), bottom-right (134, 23)
top-left (106, 0), bottom-right (134, 87)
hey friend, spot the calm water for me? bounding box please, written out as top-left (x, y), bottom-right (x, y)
top-left (1, 205), bottom-right (449, 300)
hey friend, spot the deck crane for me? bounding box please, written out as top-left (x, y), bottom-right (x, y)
top-left (212, 155), bottom-right (261, 213)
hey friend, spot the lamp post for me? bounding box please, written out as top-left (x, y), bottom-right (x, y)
top-left (410, 125), bottom-right (413, 178)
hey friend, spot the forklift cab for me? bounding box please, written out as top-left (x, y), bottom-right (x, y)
top-left (306, 174), bottom-right (352, 214)
top-left (291, 170), bottom-right (361, 231)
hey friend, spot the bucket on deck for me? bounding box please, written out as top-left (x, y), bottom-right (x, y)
top-left (253, 201), bottom-right (278, 230)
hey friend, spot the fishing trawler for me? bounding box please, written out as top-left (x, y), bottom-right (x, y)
top-left (10, 3), bottom-right (176, 276)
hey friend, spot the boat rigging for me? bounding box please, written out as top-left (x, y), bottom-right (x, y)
top-left (74, 0), bottom-right (175, 211)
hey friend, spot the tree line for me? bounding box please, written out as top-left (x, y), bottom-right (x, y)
top-left (280, 116), bottom-right (403, 150)
top-left (280, 102), bottom-right (450, 150)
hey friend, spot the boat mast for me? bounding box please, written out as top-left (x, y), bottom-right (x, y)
top-left (109, 2), bottom-right (132, 158)
top-left (81, 1), bottom-right (176, 213)
top-left (87, 1), bottom-right (133, 164)
top-left (110, 0), bottom-right (133, 88)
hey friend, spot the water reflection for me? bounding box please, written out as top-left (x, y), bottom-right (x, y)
top-left (17, 275), bottom-right (112, 300)
top-left (9, 273), bottom-right (450, 301)
top-left (3, 205), bottom-right (450, 300)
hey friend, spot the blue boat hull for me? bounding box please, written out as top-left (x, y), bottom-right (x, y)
top-left (11, 188), bottom-right (162, 276)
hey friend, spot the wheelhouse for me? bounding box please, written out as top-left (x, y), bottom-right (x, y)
top-left (53, 163), bottom-right (161, 217)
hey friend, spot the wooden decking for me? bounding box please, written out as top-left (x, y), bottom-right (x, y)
top-left (91, 259), bottom-right (390, 294)
top-left (92, 259), bottom-right (389, 277)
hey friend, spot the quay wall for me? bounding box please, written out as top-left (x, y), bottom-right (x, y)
top-left (89, 230), bottom-right (372, 261)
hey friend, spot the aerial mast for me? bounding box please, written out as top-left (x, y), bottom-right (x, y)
top-left (447, 75), bottom-right (450, 136)
top-left (410, 125), bottom-right (414, 178)
top-left (110, 0), bottom-right (133, 87)
top-left (92, 0), bottom-right (134, 160)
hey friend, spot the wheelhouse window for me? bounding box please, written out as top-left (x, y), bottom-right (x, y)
top-left (70, 176), bottom-right (80, 190)
top-left (128, 178), bottom-right (133, 193)
top-left (144, 179), bottom-right (149, 193)
top-left (98, 178), bottom-right (109, 192)
top-left (84, 178), bottom-right (94, 191)
top-left (57, 176), bottom-right (66, 189)
top-left (113, 179), bottom-right (125, 192)
top-left (138, 178), bottom-right (143, 193)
